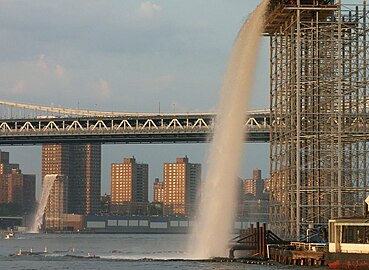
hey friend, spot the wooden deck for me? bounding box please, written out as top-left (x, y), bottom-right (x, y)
top-left (269, 245), bottom-right (326, 266)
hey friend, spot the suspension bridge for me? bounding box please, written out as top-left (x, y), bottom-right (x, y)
top-left (0, 100), bottom-right (270, 145)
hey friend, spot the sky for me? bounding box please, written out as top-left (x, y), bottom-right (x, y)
top-left (0, 0), bottom-right (270, 199)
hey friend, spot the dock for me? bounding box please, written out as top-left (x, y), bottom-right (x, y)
top-left (229, 223), bottom-right (328, 266)
top-left (268, 243), bottom-right (326, 266)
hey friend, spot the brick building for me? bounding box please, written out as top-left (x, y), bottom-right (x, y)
top-left (0, 150), bottom-right (35, 211)
top-left (163, 156), bottom-right (201, 216)
top-left (42, 143), bottom-right (101, 215)
top-left (153, 178), bottom-right (164, 203)
top-left (111, 157), bottom-right (148, 215)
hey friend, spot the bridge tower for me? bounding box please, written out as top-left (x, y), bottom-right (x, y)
top-left (265, 0), bottom-right (369, 240)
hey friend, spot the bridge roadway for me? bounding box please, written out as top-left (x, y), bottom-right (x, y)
top-left (0, 110), bottom-right (270, 145)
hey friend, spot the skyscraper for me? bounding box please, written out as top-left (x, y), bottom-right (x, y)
top-left (153, 178), bottom-right (164, 203)
top-left (111, 157), bottom-right (148, 215)
top-left (7, 169), bottom-right (24, 208)
top-left (23, 174), bottom-right (36, 211)
top-left (0, 150), bottom-right (35, 211)
top-left (163, 156), bottom-right (201, 216)
top-left (45, 175), bottom-right (68, 230)
top-left (42, 143), bottom-right (101, 216)
top-left (253, 168), bottom-right (263, 198)
top-left (0, 150), bottom-right (9, 164)
top-left (68, 144), bottom-right (101, 214)
top-left (0, 150), bottom-right (19, 174)
top-left (242, 168), bottom-right (264, 199)
top-left (0, 175), bottom-right (7, 203)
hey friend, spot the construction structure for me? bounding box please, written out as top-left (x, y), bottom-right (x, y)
top-left (266, 0), bottom-right (369, 240)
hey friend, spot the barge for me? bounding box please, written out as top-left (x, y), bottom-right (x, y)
top-left (326, 218), bottom-right (369, 270)
top-left (229, 219), bottom-right (369, 268)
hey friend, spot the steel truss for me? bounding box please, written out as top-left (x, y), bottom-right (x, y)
top-left (0, 112), bottom-right (270, 144)
top-left (266, 0), bottom-right (369, 240)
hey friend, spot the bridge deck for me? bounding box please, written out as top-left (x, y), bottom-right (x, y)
top-left (0, 112), bottom-right (270, 144)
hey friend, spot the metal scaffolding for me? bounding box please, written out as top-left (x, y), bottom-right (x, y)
top-left (266, 0), bottom-right (369, 240)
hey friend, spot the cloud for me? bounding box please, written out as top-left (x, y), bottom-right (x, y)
top-left (11, 80), bottom-right (25, 94)
top-left (137, 1), bottom-right (162, 17)
top-left (37, 54), bottom-right (48, 70)
top-left (55, 64), bottom-right (65, 79)
top-left (0, 54), bottom-right (73, 100)
top-left (36, 55), bottom-right (66, 79)
top-left (156, 75), bottom-right (175, 85)
top-left (97, 79), bottom-right (112, 98)
top-left (137, 74), bottom-right (176, 93)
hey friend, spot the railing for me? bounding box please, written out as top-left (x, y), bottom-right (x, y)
top-left (0, 112), bottom-right (270, 144)
top-left (290, 242), bottom-right (328, 252)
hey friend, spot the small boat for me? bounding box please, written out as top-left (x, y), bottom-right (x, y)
top-left (9, 247), bottom-right (48, 257)
top-left (4, 230), bottom-right (14, 240)
top-left (86, 252), bottom-right (100, 259)
top-left (65, 252), bottom-right (100, 259)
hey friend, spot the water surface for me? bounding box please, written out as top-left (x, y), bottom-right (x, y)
top-left (0, 233), bottom-right (325, 269)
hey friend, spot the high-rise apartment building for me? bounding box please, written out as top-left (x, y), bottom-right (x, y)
top-left (163, 156), bottom-right (201, 216)
top-left (7, 169), bottom-right (24, 207)
top-left (0, 151), bottom-right (35, 211)
top-left (238, 169), bottom-right (269, 220)
top-left (263, 178), bottom-right (271, 193)
top-left (111, 157), bottom-right (148, 215)
top-left (69, 144), bottom-right (101, 214)
top-left (45, 175), bottom-right (68, 230)
top-left (242, 168), bottom-right (264, 199)
top-left (0, 150), bottom-right (9, 164)
top-left (42, 143), bottom-right (101, 216)
top-left (0, 171), bottom-right (35, 210)
top-left (42, 144), bottom-right (70, 178)
top-left (0, 175), bottom-right (7, 203)
top-left (242, 179), bottom-right (256, 196)
top-left (153, 178), bottom-right (164, 203)
top-left (23, 174), bottom-right (36, 211)
top-left (0, 150), bottom-right (19, 175)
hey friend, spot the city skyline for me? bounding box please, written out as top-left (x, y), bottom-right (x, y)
top-left (0, 2), bottom-right (367, 264)
top-left (0, 143), bottom-right (269, 198)
top-left (0, 0), bottom-right (270, 198)
top-left (0, 147), bottom-right (269, 204)
top-left (0, 148), bottom-right (270, 231)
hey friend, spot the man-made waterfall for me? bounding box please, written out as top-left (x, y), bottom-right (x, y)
top-left (190, 0), bottom-right (269, 258)
top-left (30, 174), bottom-right (58, 233)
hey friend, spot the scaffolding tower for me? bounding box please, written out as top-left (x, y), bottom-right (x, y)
top-left (266, 0), bottom-right (369, 240)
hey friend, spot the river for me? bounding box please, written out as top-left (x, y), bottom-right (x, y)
top-left (0, 233), bottom-right (326, 269)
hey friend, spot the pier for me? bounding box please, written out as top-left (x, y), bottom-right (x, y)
top-left (229, 223), bottom-right (327, 266)
top-left (268, 243), bottom-right (326, 266)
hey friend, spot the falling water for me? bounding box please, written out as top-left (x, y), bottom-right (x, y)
top-left (30, 174), bottom-right (58, 233)
top-left (190, 0), bottom-right (269, 258)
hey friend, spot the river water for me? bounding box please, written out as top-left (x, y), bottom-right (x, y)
top-left (0, 233), bottom-right (327, 270)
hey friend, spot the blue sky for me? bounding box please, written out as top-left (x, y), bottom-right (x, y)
top-left (0, 0), bottom-right (269, 198)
